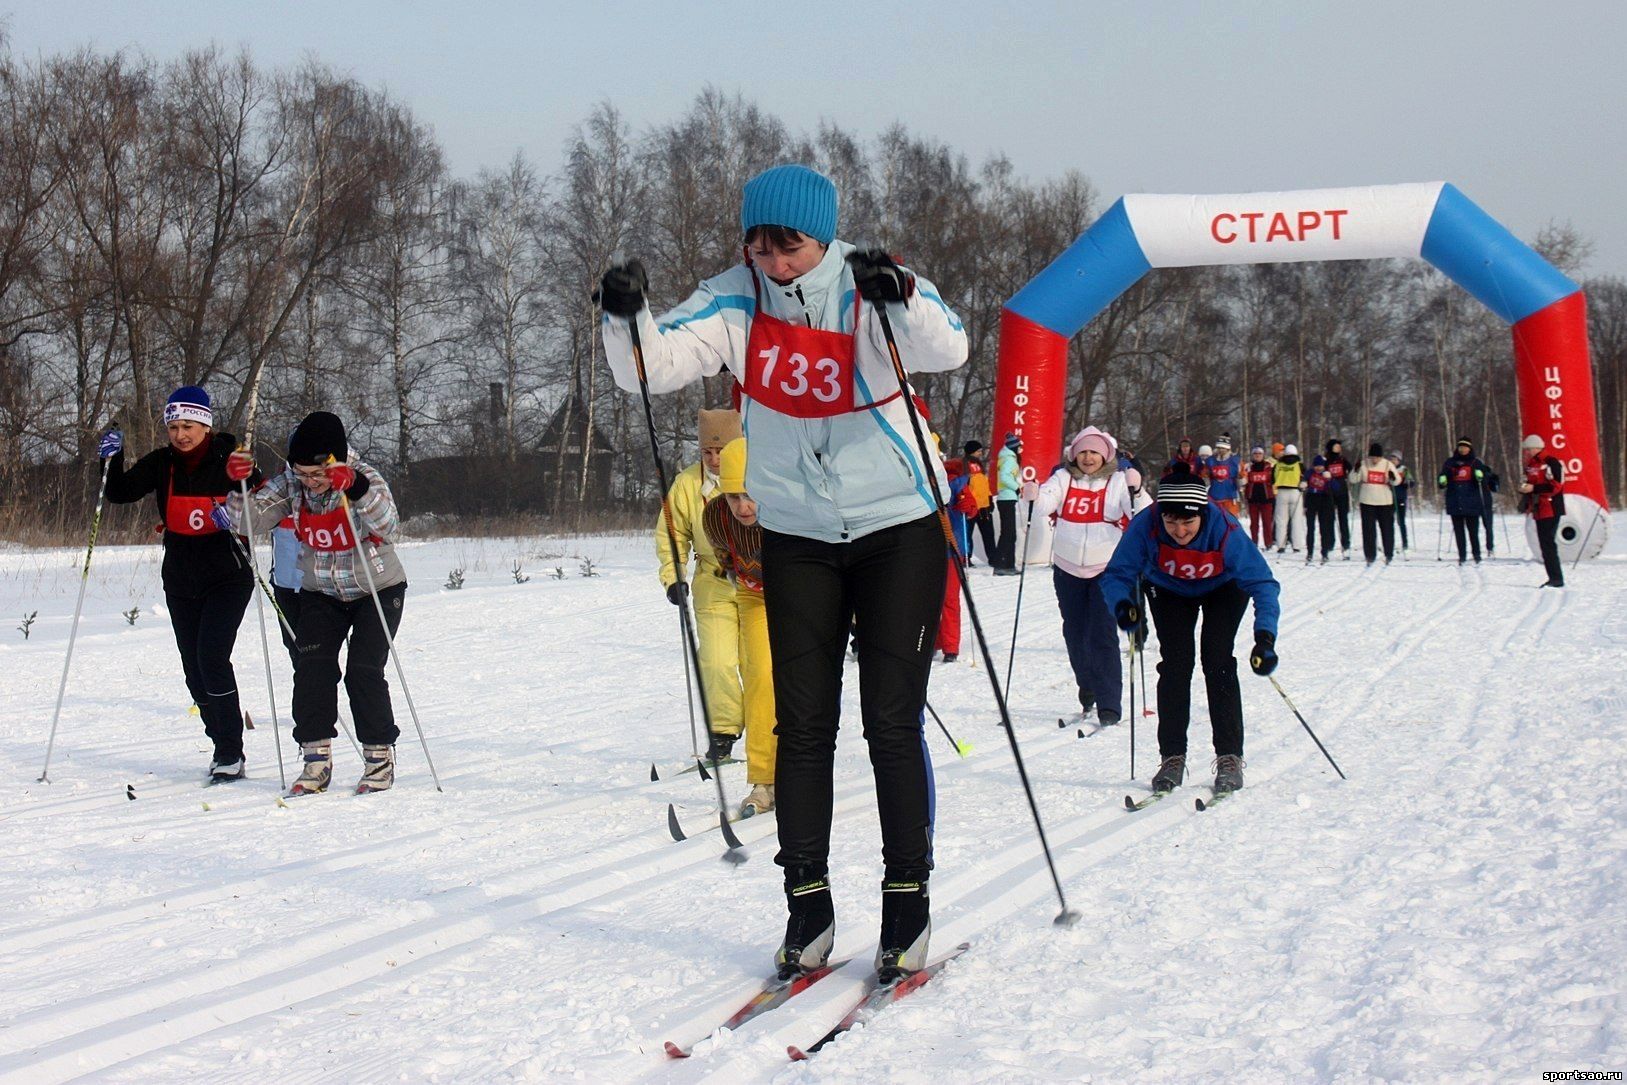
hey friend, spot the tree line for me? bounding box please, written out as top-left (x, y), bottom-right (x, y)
top-left (2, 40), bottom-right (1622, 539)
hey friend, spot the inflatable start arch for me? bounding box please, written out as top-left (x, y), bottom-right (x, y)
top-left (992, 183), bottom-right (1609, 562)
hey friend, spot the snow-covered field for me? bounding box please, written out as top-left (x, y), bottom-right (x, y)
top-left (1, 514), bottom-right (1623, 1083)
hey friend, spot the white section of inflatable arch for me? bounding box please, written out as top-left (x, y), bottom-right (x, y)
top-left (1122, 183), bottom-right (1446, 268)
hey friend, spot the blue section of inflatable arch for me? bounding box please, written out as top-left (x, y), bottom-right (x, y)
top-left (1006, 198), bottom-right (1151, 337)
top-left (1421, 183), bottom-right (1579, 324)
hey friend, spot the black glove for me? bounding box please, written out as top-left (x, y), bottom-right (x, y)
top-left (845, 249), bottom-right (912, 304)
top-left (1114, 599), bottom-right (1141, 632)
top-left (595, 259), bottom-right (648, 318)
top-left (1249, 631), bottom-right (1278, 676)
top-left (665, 581), bottom-right (688, 606)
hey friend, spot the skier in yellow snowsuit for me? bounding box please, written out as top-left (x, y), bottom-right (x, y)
top-left (703, 437), bottom-right (776, 817)
top-left (657, 409), bottom-right (744, 761)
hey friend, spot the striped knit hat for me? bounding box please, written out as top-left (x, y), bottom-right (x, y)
top-left (740, 165), bottom-right (838, 244)
top-left (1157, 463), bottom-right (1209, 517)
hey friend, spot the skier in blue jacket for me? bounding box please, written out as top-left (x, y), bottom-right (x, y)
top-left (596, 163), bottom-right (968, 987)
top-left (1102, 463), bottom-right (1281, 796)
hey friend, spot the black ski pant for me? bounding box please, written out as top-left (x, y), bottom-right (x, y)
top-left (972, 507), bottom-right (997, 566)
top-left (1535, 515), bottom-right (1565, 585)
top-left (1360, 504), bottom-right (1396, 562)
top-left (763, 514), bottom-right (943, 887)
top-left (1450, 514), bottom-right (1483, 562)
top-left (1395, 501), bottom-right (1409, 549)
top-left (1332, 490), bottom-right (1351, 551)
top-left (1147, 580), bottom-right (1247, 760)
top-left (994, 498), bottom-right (1017, 569)
top-left (1305, 497), bottom-right (1335, 558)
top-left (166, 581), bottom-right (253, 762)
top-left (273, 584), bottom-right (302, 669)
top-left (1482, 506), bottom-right (1497, 552)
top-left (291, 584), bottom-right (405, 747)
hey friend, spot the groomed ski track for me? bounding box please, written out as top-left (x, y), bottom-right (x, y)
top-left (0, 522), bottom-right (1622, 1082)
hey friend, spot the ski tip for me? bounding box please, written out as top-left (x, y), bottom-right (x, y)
top-left (1077, 728), bottom-right (1085, 739)
top-left (243, 711), bottom-right (255, 730)
top-left (697, 759), bottom-right (712, 782)
top-left (662, 1040), bottom-right (689, 1059)
top-left (787, 1045), bottom-right (809, 1062)
top-left (1056, 717), bottom-right (1068, 728)
top-left (1123, 794), bottom-right (1137, 811)
top-left (649, 763), bottom-right (659, 782)
top-left (1195, 798), bottom-right (1207, 811)
top-left (666, 803), bottom-right (686, 842)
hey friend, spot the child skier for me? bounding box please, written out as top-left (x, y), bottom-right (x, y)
top-left (1388, 450), bottom-right (1411, 551)
top-left (596, 163), bottom-right (967, 984)
top-left (1101, 464), bottom-right (1281, 796)
top-left (100, 386), bottom-right (257, 782)
top-left (1024, 425), bottom-right (1136, 727)
top-left (701, 438), bottom-right (778, 817)
top-left (220, 411), bottom-right (407, 794)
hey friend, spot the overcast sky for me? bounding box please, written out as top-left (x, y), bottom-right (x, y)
top-left (7, 0), bottom-right (1624, 279)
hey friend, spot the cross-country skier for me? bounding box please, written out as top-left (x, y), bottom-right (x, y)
top-left (994, 432), bottom-right (1023, 574)
top-left (1517, 433), bottom-right (1567, 588)
top-left (1304, 459), bottom-right (1335, 564)
top-left (658, 408), bottom-right (746, 766)
top-left (1205, 435), bottom-right (1241, 516)
top-left (1101, 464), bottom-right (1281, 796)
top-left (1243, 446), bottom-right (1276, 548)
top-left (1023, 425), bottom-right (1137, 727)
top-left (1479, 460), bottom-right (1502, 558)
top-left (1314, 438), bottom-right (1354, 559)
top-left (100, 386), bottom-right (256, 783)
top-left (1357, 441), bottom-right (1402, 564)
top-left (701, 437), bottom-right (777, 817)
top-left (1388, 450), bottom-right (1411, 551)
top-left (1166, 437), bottom-right (1198, 475)
top-left (963, 442), bottom-right (995, 566)
top-left (1271, 443), bottom-right (1305, 555)
top-left (220, 411), bottom-right (406, 794)
top-left (1437, 437), bottom-right (1489, 564)
top-left (938, 451), bottom-right (980, 662)
top-left (594, 163), bottom-right (968, 984)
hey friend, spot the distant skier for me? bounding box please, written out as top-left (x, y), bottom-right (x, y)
top-left (1271, 443), bottom-right (1305, 555)
top-left (1205, 435), bottom-right (1241, 517)
top-left (938, 452), bottom-right (980, 662)
top-left (1166, 437), bottom-right (1198, 475)
top-left (1517, 433), bottom-right (1567, 588)
top-left (994, 432), bottom-right (1023, 574)
top-left (221, 411), bottom-right (406, 794)
top-left (702, 438), bottom-right (777, 817)
top-left (1357, 442), bottom-right (1402, 564)
top-left (1303, 459), bottom-right (1335, 565)
top-left (595, 162), bottom-right (967, 984)
top-left (1243, 445), bottom-right (1276, 548)
top-left (658, 408), bottom-right (746, 766)
top-left (99, 386), bottom-right (256, 783)
top-left (1024, 425), bottom-right (1137, 727)
top-left (963, 442), bottom-right (996, 567)
top-left (1388, 450), bottom-right (1411, 551)
top-left (1437, 437), bottom-right (1489, 564)
top-left (1101, 464), bottom-right (1281, 796)
top-left (1314, 438), bottom-right (1354, 559)
top-left (1479, 461), bottom-right (1502, 557)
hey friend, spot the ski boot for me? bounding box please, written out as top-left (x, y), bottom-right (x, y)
top-left (288, 741), bottom-right (332, 795)
top-left (704, 730), bottom-right (738, 766)
top-left (1213, 754), bottom-right (1245, 794)
top-left (775, 873), bottom-right (835, 980)
top-left (207, 752), bottom-right (246, 784)
top-left (875, 879), bottom-right (931, 984)
top-left (739, 783), bottom-right (775, 819)
top-left (1150, 753), bottom-right (1186, 794)
top-left (1097, 710), bottom-right (1122, 727)
top-left (356, 745), bottom-right (395, 793)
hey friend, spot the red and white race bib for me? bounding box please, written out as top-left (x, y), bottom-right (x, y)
top-left (741, 272), bottom-right (898, 418)
top-left (1328, 461), bottom-right (1347, 480)
top-left (1450, 463), bottom-right (1473, 483)
top-left (1157, 543), bottom-right (1225, 581)
top-left (165, 493), bottom-right (222, 536)
top-left (1210, 462), bottom-right (1232, 482)
top-left (1365, 469), bottom-right (1388, 485)
top-left (1059, 484), bottom-right (1105, 524)
top-left (295, 505), bottom-right (357, 552)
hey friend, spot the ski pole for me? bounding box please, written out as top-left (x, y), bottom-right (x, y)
top-left (873, 297), bottom-right (1078, 927)
top-left (1434, 502), bottom-right (1445, 561)
top-left (623, 297), bottom-right (745, 862)
top-left (1266, 674), bottom-right (1345, 780)
top-left (1127, 628), bottom-right (1136, 781)
top-left (677, 596), bottom-right (709, 779)
top-left (238, 470), bottom-right (287, 789)
top-left (924, 699), bottom-right (971, 758)
top-left (1002, 494), bottom-right (1038, 703)
top-left (334, 462), bottom-right (444, 792)
top-left (1570, 505), bottom-right (1603, 572)
top-left (39, 457), bottom-right (111, 783)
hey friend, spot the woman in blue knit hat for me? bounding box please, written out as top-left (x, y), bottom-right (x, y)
top-left (99, 386), bottom-right (261, 782)
top-left (596, 163), bottom-right (968, 985)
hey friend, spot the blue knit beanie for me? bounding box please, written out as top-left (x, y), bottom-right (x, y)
top-left (740, 164), bottom-right (838, 245)
top-left (163, 385), bottom-right (212, 427)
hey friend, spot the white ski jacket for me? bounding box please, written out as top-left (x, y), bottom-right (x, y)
top-left (601, 241), bottom-right (968, 544)
top-left (1033, 465), bottom-right (1136, 578)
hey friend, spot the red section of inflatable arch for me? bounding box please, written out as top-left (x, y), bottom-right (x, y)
top-left (990, 309), bottom-right (1069, 484)
top-left (1511, 291), bottom-right (1605, 507)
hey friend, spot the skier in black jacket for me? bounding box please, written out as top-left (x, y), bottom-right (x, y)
top-left (1437, 437), bottom-right (1489, 564)
top-left (1313, 439), bottom-right (1354, 559)
top-left (101, 386), bottom-right (261, 782)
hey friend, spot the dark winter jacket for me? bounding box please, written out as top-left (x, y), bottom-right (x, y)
top-left (1392, 464), bottom-right (1410, 506)
top-left (1314, 443), bottom-right (1353, 496)
top-left (1437, 453), bottom-right (1489, 516)
top-left (104, 432), bottom-right (256, 598)
top-left (1101, 504), bottom-right (1281, 637)
top-left (1243, 460), bottom-right (1275, 505)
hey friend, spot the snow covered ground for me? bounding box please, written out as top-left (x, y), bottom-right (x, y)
top-left (0, 514), bottom-right (1623, 1083)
